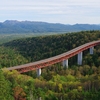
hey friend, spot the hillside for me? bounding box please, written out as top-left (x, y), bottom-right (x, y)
top-left (0, 20), bottom-right (100, 34)
top-left (0, 30), bottom-right (100, 100)
top-left (0, 46), bottom-right (28, 68)
top-left (2, 30), bottom-right (100, 67)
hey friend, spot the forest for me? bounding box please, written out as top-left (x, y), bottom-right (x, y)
top-left (0, 30), bottom-right (100, 100)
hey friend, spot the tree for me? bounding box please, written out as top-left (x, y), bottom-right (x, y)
top-left (0, 69), bottom-right (14, 100)
top-left (13, 86), bottom-right (26, 100)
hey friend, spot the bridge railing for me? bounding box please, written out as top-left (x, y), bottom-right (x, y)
top-left (6, 40), bottom-right (100, 74)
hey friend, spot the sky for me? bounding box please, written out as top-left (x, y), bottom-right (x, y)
top-left (0, 0), bottom-right (100, 24)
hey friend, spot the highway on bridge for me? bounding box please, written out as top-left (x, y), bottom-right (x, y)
top-left (7, 40), bottom-right (100, 73)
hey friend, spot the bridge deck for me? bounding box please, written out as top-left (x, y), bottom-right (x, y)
top-left (6, 40), bottom-right (100, 72)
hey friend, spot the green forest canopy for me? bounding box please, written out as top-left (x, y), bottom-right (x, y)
top-left (0, 30), bottom-right (100, 100)
top-left (1, 30), bottom-right (100, 65)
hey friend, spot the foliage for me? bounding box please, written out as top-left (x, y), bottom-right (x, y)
top-left (0, 31), bottom-right (100, 100)
top-left (0, 69), bottom-right (14, 100)
top-left (0, 46), bottom-right (28, 68)
top-left (2, 30), bottom-right (100, 63)
top-left (2, 63), bottom-right (100, 100)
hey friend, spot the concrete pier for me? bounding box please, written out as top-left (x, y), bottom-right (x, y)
top-left (63, 59), bottom-right (68, 68)
top-left (77, 52), bottom-right (83, 65)
top-left (90, 47), bottom-right (94, 54)
top-left (37, 68), bottom-right (41, 77)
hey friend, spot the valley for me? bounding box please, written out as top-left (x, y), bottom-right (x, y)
top-left (0, 30), bottom-right (100, 100)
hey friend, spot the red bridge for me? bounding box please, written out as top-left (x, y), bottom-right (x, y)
top-left (7, 40), bottom-right (100, 76)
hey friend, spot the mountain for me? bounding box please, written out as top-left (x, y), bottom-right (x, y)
top-left (0, 20), bottom-right (100, 34)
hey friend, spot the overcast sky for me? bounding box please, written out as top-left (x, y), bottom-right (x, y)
top-left (0, 0), bottom-right (100, 24)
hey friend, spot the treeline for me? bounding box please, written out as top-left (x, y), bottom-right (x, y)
top-left (3, 30), bottom-right (100, 63)
top-left (0, 30), bottom-right (100, 68)
top-left (0, 34), bottom-right (35, 44)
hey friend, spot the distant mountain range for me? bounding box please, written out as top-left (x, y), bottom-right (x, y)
top-left (0, 20), bottom-right (100, 34)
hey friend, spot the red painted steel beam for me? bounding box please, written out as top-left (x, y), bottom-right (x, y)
top-left (6, 40), bottom-right (100, 73)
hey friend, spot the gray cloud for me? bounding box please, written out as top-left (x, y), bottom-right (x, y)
top-left (0, 0), bottom-right (100, 24)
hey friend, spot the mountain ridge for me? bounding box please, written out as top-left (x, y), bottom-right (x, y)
top-left (0, 20), bottom-right (100, 34)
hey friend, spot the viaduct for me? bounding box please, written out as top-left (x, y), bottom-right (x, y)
top-left (7, 40), bottom-right (100, 76)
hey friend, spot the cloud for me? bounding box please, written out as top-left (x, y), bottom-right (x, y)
top-left (0, 0), bottom-right (100, 24)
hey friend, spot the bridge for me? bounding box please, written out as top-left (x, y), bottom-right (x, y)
top-left (7, 40), bottom-right (100, 76)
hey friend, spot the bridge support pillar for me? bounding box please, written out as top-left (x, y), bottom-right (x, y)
top-left (63, 59), bottom-right (68, 68)
top-left (37, 68), bottom-right (41, 77)
top-left (77, 52), bottom-right (82, 65)
top-left (90, 47), bottom-right (94, 54)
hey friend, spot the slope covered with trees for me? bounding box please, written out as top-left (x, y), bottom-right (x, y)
top-left (1, 49), bottom-right (100, 100)
top-left (0, 30), bottom-right (100, 100)
top-left (3, 30), bottom-right (100, 63)
top-left (0, 46), bottom-right (28, 68)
